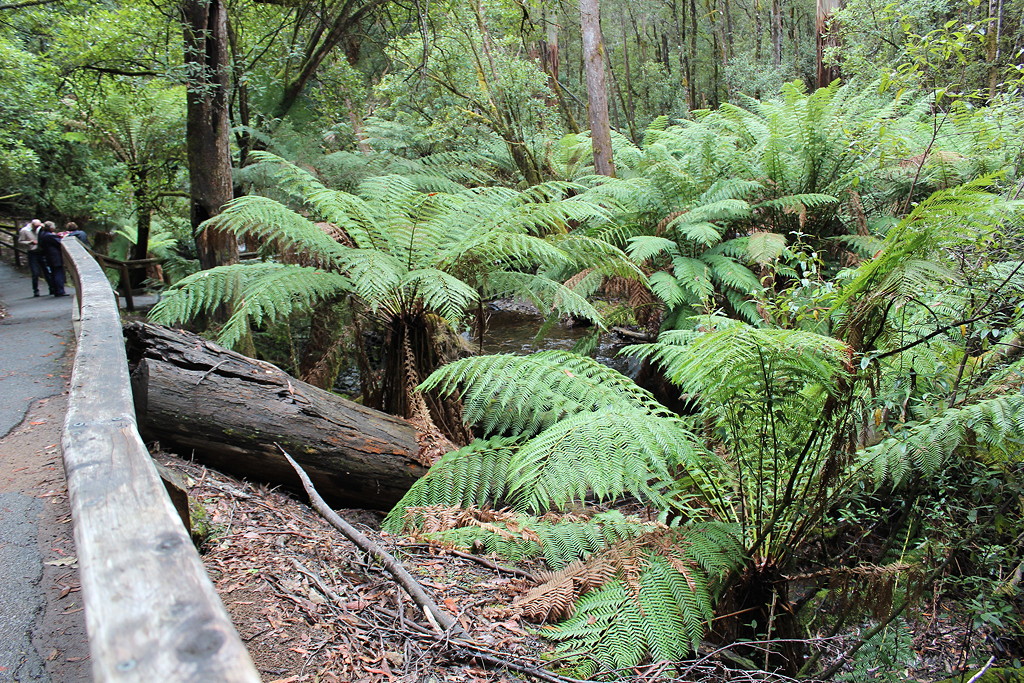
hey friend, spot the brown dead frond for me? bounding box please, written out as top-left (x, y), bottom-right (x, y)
top-left (847, 190), bottom-right (869, 237)
top-left (515, 528), bottom-right (681, 623)
top-left (403, 506), bottom-right (542, 543)
top-left (401, 329), bottom-right (457, 466)
top-left (515, 557), bottom-right (618, 622)
top-left (315, 221), bottom-right (356, 248)
top-left (605, 275), bottom-right (662, 330)
top-left (655, 211), bottom-right (686, 237)
top-left (563, 268), bottom-right (594, 291)
top-left (899, 150), bottom-right (964, 168)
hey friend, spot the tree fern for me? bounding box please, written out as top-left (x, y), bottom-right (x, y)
top-left (151, 263), bottom-right (353, 347)
top-left (420, 351), bottom-right (677, 433)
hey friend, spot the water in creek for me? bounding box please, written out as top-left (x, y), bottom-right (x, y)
top-left (474, 309), bottom-right (633, 375)
top-left (334, 307), bottom-right (636, 396)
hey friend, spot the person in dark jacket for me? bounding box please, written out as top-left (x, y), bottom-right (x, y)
top-left (38, 222), bottom-right (67, 297)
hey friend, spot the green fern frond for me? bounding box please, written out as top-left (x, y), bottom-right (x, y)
top-left (543, 523), bottom-right (744, 674)
top-left (482, 271), bottom-right (605, 326)
top-left (400, 268), bottom-right (480, 325)
top-left (627, 235), bottom-right (678, 263)
top-left (649, 271), bottom-right (690, 308)
top-left (698, 179), bottom-right (763, 204)
top-left (671, 256), bottom-right (715, 301)
top-left (703, 254), bottom-right (763, 294)
top-left (506, 408), bottom-right (705, 512)
top-left (631, 322), bottom-right (850, 403)
top-left (151, 263), bottom-right (352, 349)
top-left (382, 436), bottom-right (522, 530)
top-left (150, 264), bottom-right (247, 326)
top-left (204, 195), bottom-right (351, 268)
top-left (754, 192), bottom-right (840, 211)
top-left (668, 218), bottom-right (721, 247)
top-left (746, 232), bottom-right (787, 265)
top-left (420, 351), bottom-right (673, 436)
top-left (860, 394), bottom-right (1024, 485)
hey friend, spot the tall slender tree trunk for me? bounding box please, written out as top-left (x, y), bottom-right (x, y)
top-left (755, 1), bottom-right (764, 63)
top-left (182, 0), bottom-right (237, 270)
top-left (688, 0), bottom-right (698, 107)
top-left (771, 0), bottom-right (783, 68)
top-left (620, 11), bottom-right (635, 118)
top-left (543, 7), bottom-right (581, 133)
top-left (986, 0), bottom-right (1003, 100)
top-left (816, 0), bottom-right (843, 87)
top-left (579, 0), bottom-right (615, 177)
top-left (226, 18), bottom-right (252, 168)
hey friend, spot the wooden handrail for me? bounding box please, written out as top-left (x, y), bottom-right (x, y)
top-left (0, 224), bottom-right (26, 266)
top-left (87, 251), bottom-right (162, 312)
top-left (60, 238), bottom-right (260, 682)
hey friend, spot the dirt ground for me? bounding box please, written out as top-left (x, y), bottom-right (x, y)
top-left (151, 447), bottom-right (1001, 683)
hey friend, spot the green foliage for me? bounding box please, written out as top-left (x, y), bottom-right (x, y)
top-left (412, 350), bottom-right (719, 513)
top-left (152, 153), bottom-right (630, 345)
top-left (863, 393), bottom-right (1024, 485)
top-left (544, 546), bottom-right (727, 677)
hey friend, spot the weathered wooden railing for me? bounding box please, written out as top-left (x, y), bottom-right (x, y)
top-left (87, 251), bottom-right (163, 312)
top-left (60, 237), bottom-right (260, 681)
top-left (0, 222), bottom-right (26, 266)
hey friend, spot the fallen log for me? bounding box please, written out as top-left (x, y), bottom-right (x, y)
top-left (124, 321), bottom-right (427, 510)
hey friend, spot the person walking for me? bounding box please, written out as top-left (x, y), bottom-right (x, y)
top-left (37, 222), bottom-right (67, 297)
top-left (16, 219), bottom-right (47, 296)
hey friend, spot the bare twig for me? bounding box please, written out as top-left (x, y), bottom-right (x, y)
top-left (195, 360), bottom-right (230, 385)
top-left (401, 542), bottom-right (540, 582)
top-left (966, 655), bottom-right (997, 683)
top-left (278, 444), bottom-right (462, 636)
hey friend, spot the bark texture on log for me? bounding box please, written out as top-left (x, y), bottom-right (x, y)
top-left (124, 322), bottom-right (426, 510)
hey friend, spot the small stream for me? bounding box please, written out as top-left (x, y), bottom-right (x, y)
top-left (334, 306), bottom-right (637, 395)
top-left (474, 308), bottom-right (633, 375)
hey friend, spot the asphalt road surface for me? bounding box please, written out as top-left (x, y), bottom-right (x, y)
top-left (0, 257), bottom-right (90, 682)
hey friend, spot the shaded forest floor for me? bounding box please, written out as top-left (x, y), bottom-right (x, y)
top-left (154, 450), bottom-right (1004, 683)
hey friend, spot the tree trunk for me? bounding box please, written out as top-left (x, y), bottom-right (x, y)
top-left (124, 322), bottom-right (426, 510)
top-left (182, 0), bottom-right (237, 270)
top-left (543, 8), bottom-right (581, 134)
top-left (987, 0), bottom-right (1003, 100)
top-left (579, 0), bottom-right (616, 177)
top-left (688, 0), bottom-right (698, 108)
top-left (816, 0), bottom-right (843, 88)
top-left (130, 167), bottom-right (152, 290)
top-left (227, 17), bottom-right (253, 168)
top-left (771, 0), bottom-right (783, 68)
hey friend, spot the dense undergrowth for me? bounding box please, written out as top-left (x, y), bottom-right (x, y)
top-left (145, 81), bottom-right (1024, 679)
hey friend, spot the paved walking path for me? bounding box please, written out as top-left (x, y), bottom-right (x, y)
top-left (0, 258), bottom-right (90, 681)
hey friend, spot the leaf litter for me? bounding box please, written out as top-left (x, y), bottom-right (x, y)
top-left (154, 451), bottom-right (544, 683)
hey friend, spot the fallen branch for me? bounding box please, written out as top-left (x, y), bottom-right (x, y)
top-left (966, 655), bottom-right (997, 683)
top-left (280, 444), bottom-right (589, 683)
top-left (278, 444), bottom-right (463, 636)
top-left (611, 326), bottom-right (656, 342)
top-left (401, 542), bottom-right (540, 582)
